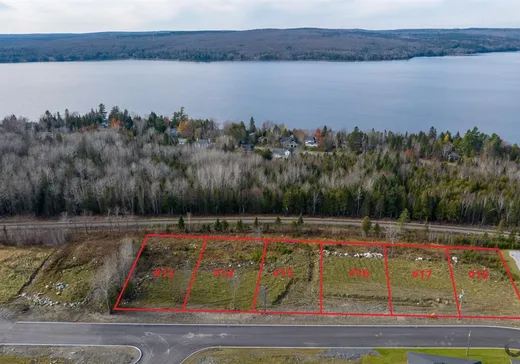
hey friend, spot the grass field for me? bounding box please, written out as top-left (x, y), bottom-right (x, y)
top-left (183, 348), bottom-right (359, 364)
top-left (387, 247), bottom-right (458, 316)
top-left (185, 239), bottom-right (265, 310)
top-left (0, 345), bottom-right (138, 364)
top-left (183, 348), bottom-right (510, 364)
top-left (0, 246), bottom-right (51, 303)
top-left (118, 237), bottom-right (520, 317)
top-left (365, 348), bottom-right (510, 364)
top-left (257, 242), bottom-right (320, 312)
top-left (450, 248), bottom-right (520, 317)
top-left (120, 237), bottom-right (205, 308)
top-left (322, 244), bottom-right (389, 314)
top-left (25, 235), bottom-right (138, 304)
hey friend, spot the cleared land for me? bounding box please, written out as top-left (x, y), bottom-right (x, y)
top-left (183, 348), bottom-right (510, 364)
top-left (450, 248), bottom-right (520, 317)
top-left (25, 235), bottom-right (134, 304)
top-left (185, 239), bottom-right (264, 311)
top-left (119, 237), bottom-right (205, 309)
top-left (322, 244), bottom-right (389, 314)
top-left (117, 236), bottom-right (520, 319)
top-left (387, 247), bottom-right (458, 316)
top-left (257, 242), bottom-right (320, 312)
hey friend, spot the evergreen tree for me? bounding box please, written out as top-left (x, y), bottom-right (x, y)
top-left (497, 219), bottom-right (506, 234)
top-left (222, 220), bottom-right (229, 231)
top-left (177, 216), bottom-right (185, 230)
top-left (399, 208), bottom-right (411, 230)
top-left (249, 117), bottom-right (256, 133)
top-left (98, 103), bottom-right (107, 122)
top-left (275, 216), bottom-right (282, 226)
top-left (297, 215), bottom-right (304, 226)
top-left (374, 222), bottom-right (381, 237)
top-left (214, 218), bottom-right (222, 232)
top-left (254, 217), bottom-right (259, 228)
top-left (236, 219), bottom-right (244, 232)
top-left (361, 216), bottom-right (372, 236)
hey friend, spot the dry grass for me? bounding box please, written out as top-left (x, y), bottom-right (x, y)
top-left (25, 234), bottom-right (139, 303)
top-left (322, 244), bottom-right (388, 313)
top-left (450, 249), bottom-right (520, 316)
top-left (183, 348), bottom-right (360, 364)
top-left (0, 246), bottom-right (51, 303)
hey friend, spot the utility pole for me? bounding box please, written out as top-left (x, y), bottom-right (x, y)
top-left (466, 330), bottom-right (472, 356)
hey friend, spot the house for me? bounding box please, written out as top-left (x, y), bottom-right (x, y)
top-left (177, 138), bottom-right (188, 145)
top-left (241, 144), bottom-right (255, 152)
top-left (407, 352), bottom-right (482, 364)
top-left (257, 136), bottom-right (267, 144)
top-left (448, 152), bottom-right (460, 162)
top-left (305, 136), bottom-right (319, 148)
top-left (280, 136), bottom-right (299, 149)
top-left (194, 139), bottom-right (212, 148)
top-left (272, 148), bottom-right (291, 159)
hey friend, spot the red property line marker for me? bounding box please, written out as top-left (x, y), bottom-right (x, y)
top-left (445, 248), bottom-right (462, 317)
top-left (319, 243), bottom-right (324, 313)
top-left (497, 249), bottom-right (520, 302)
top-left (112, 305), bottom-right (520, 320)
top-left (383, 246), bottom-right (394, 315)
top-left (113, 235), bottom-right (520, 320)
top-left (251, 240), bottom-right (269, 311)
top-left (182, 238), bottom-right (208, 310)
top-left (113, 234), bottom-right (151, 310)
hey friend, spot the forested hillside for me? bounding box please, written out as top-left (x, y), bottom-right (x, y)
top-left (1, 105), bottom-right (520, 228)
top-left (1, 28), bottom-right (520, 63)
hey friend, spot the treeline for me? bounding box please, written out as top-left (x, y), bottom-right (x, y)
top-left (1, 28), bottom-right (520, 63)
top-left (1, 105), bottom-right (520, 228)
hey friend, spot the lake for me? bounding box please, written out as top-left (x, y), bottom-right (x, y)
top-left (1, 52), bottom-right (520, 142)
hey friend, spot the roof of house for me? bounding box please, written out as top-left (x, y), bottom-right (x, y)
top-left (272, 148), bottom-right (290, 155)
top-left (407, 352), bottom-right (482, 364)
top-left (281, 135), bottom-right (299, 142)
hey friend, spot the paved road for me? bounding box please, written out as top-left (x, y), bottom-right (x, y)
top-left (1, 323), bottom-right (519, 363)
top-left (0, 216), bottom-right (507, 237)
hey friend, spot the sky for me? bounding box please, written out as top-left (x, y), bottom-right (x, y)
top-left (0, 0), bottom-right (519, 33)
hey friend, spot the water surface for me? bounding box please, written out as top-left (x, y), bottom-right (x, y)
top-left (1, 53), bottom-right (519, 141)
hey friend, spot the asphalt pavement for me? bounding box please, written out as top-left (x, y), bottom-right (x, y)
top-left (1, 322), bottom-right (519, 363)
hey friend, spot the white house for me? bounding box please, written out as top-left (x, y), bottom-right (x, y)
top-left (272, 148), bottom-right (291, 159)
top-left (305, 137), bottom-right (319, 148)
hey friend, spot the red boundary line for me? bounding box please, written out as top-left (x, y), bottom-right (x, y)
top-left (112, 306), bottom-right (520, 320)
top-left (383, 246), bottom-right (394, 315)
top-left (113, 234), bottom-right (520, 320)
top-left (251, 240), bottom-right (269, 311)
top-left (144, 233), bottom-right (498, 251)
top-left (182, 238), bottom-right (208, 310)
top-left (498, 249), bottom-right (520, 302)
top-left (445, 248), bottom-right (462, 317)
top-left (113, 235), bottom-right (151, 310)
top-left (319, 243), bottom-right (324, 313)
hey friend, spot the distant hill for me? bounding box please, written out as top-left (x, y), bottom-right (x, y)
top-left (1, 28), bottom-right (520, 63)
